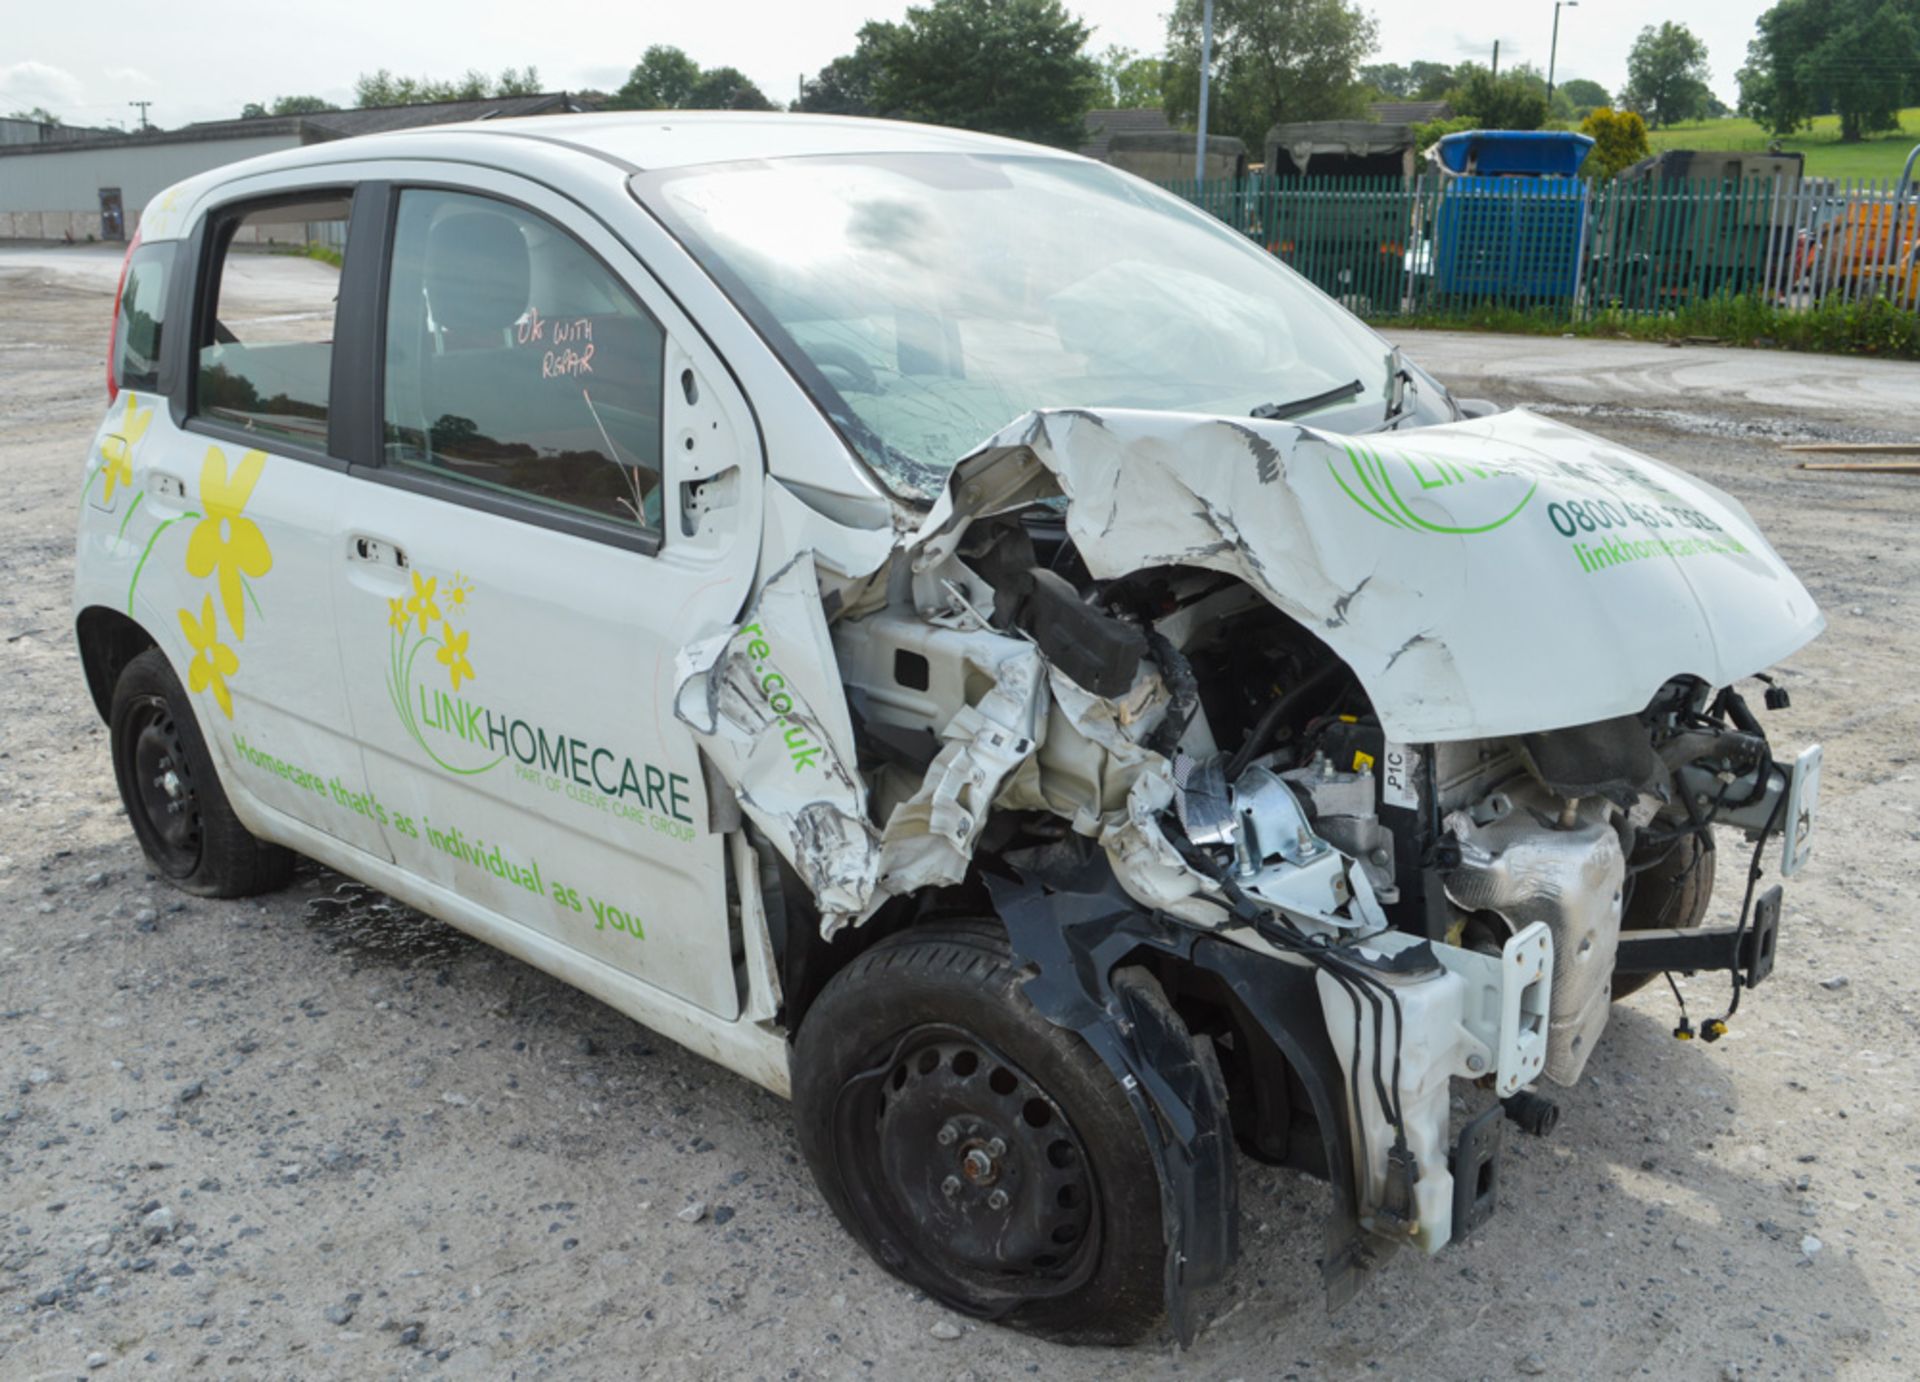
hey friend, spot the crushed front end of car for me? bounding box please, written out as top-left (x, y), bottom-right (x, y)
top-left (677, 404), bottom-right (1824, 1340)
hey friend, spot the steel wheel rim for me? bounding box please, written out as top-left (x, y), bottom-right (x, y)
top-left (122, 693), bottom-right (202, 877)
top-left (831, 1023), bottom-right (1100, 1311)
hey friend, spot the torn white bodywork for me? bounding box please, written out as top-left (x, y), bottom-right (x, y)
top-left (677, 402), bottom-right (1821, 930)
top-left (913, 406), bottom-right (1823, 744)
top-left (673, 402), bottom-right (1822, 1250)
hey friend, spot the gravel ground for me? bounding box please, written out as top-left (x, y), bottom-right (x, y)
top-left (3, 247), bottom-right (1919, 1380)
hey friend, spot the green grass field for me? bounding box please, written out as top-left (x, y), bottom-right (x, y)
top-left (1646, 109), bottom-right (1920, 181)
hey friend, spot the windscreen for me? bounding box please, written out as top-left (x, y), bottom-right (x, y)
top-left (638, 154), bottom-right (1398, 501)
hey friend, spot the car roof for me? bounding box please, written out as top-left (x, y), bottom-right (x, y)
top-left (374, 111), bottom-right (1070, 170)
top-left (135, 113), bottom-right (1082, 243)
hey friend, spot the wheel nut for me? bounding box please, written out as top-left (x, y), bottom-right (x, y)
top-left (962, 1148), bottom-right (995, 1183)
top-left (986, 1137), bottom-right (1006, 1158)
top-left (941, 1175), bottom-right (962, 1199)
top-left (987, 1189), bottom-right (1009, 1211)
top-left (936, 1123), bottom-right (957, 1147)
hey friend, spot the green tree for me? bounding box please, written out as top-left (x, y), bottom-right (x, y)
top-left (1100, 44), bottom-right (1165, 108)
top-left (354, 67), bottom-right (541, 108)
top-left (616, 47), bottom-right (778, 111)
top-left (1447, 66), bottom-right (1549, 130)
top-left (1163, 0), bottom-right (1378, 154)
top-left (9, 105), bottom-right (62, 125)
top-left (1577, 106), bottom-right (1649, 178)
top-left (493, 66), bottom-right (542, 97)
top-left (1359, 62), bottom-right (1410, 98)
top-left (1557, 77), bottom-right (1610, 114)
top-left (1739, 0), bottom-right (1920, 142)
top-left (1409, 60), bottom-right (1460, 101)
top-left (859, 0), bottom-right (1104, 148)
top-left (1618, 22), bottom-right (1711, 128)
top-left (687, 66), bottom-right (778, 111)
top-left (796, 52), bottom-right (880, 115)
top-left (615, 46), bottom-right (703, 110)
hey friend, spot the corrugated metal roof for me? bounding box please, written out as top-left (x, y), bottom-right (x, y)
top-left (0, 93), bottom-right (592, 159)
top-left (1080, 107), bottom-right (1173, 160)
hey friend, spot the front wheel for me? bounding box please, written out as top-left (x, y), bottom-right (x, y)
top-left (109, 648), bottom-right (293, 898)
top-left (791, 922), bottom-right (1167, 1344)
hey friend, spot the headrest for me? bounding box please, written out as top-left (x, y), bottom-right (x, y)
top-left (424, 211), bottom-right (529, 335)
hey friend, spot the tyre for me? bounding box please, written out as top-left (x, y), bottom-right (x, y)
top-left (109, 647), bottom-right (293, 898)
top-left (1612, 831), bottom-right (1715, 1000)
top-left (791, 921), bottom-right (1167, 1344)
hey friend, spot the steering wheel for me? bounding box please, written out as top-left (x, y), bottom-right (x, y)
top-left (809, 343), bottom-right (880, 394)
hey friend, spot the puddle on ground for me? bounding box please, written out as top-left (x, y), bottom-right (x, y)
top-left (298, 874), bottom-right (477, 966)
top-left (1531, 401), bottom-right (1903, 447)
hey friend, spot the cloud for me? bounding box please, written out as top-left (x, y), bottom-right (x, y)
top-left (103, 66), bottom-right (158, 88)
top-left (0, 60), bottom-right (85, 110)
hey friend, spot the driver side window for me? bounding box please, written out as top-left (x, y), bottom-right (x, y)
top-left (382, 189), bottom-right (666, 533)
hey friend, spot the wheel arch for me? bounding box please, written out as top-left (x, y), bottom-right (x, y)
top-left (77, 605), bottom-right (161, 723)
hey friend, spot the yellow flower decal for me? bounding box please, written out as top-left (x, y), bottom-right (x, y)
top-left (436, 621), bottom-right (474, 691)
top-left (406, 570), bottom-right (441, 634)
top-left (100, 393), bottom-right (153, 501)
top-left (179, 595), bottom-right (239, 719)
top-left (447, 573), bottom-right (471, 608)
top-left (387, 596), bottom-right (409, 630)
top-left (186, 447), bottom-right (272, 640)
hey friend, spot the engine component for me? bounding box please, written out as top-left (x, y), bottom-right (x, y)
top-left (1441, 784), bottom-right (1626, 1086)
top-left (1284, 754), bottom-right (1398, 903)
top-left (1019, 566), bottom-right (1145, 697)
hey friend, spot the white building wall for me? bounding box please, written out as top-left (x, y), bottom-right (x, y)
top-left (0, 133), bottom-right (303, 238)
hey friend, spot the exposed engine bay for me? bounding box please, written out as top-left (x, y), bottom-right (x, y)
top-left (675, 404), bottom-right (1824, 1328)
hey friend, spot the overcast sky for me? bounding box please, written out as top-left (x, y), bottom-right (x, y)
top-left (5, 0), bottom-right (1768, 132)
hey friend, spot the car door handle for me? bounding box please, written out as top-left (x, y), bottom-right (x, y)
top-left (349, 535), bottom-right (408, 569)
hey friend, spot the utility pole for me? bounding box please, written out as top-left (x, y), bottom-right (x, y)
top-left (1547, 2), bottom-right (1580, 102)
top-left (1490, 40), bottom-right (1500, 81)
top-left (1194, 0), bottom-right (1214, 186)
top-left (128, 100), bottom-right (152, 132)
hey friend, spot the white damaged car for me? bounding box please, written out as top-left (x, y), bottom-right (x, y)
top-left (74, 113), bottom-right (1823, 1344)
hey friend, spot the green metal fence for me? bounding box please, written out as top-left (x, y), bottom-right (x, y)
top-left (1156, 174), bottom-right (1920, 319)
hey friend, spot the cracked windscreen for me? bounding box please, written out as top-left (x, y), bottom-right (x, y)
top-left (636, 153), bottom-right (1399, 502)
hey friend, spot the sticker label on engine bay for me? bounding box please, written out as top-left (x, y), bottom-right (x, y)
top-left (1380, 742), bottom-right (1418, 811)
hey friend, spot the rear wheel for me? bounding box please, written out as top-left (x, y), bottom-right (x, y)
top-left (1612, 831), bottom-right (1715, 1000)
top-left (792, 922), bottom-right (1167, 1344)
top-left (109, 648), bottom-right (292, 898)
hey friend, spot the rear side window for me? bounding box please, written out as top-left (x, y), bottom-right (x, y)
top-left (382, 188), bottom-right (666, 533)
top-left (194, 194), bottom-right (350, 450)
top-left (114, 242), bottom-right (172, 393)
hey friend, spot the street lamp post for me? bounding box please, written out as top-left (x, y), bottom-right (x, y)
top-left (1547, 1), bottom-right (1579, 103)
top-left (1194, 0), bottom-right (1215, 186)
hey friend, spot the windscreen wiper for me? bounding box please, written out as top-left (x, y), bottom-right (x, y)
top-left (1250, 378), bottom-right (1363, 422)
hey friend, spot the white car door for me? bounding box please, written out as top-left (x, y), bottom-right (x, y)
top-left (112, 180), bottom-right (392, 861)
top-left (331, 172), bottom-right (763, 1019)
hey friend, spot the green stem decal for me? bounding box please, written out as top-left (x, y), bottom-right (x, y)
top-left (114, 491), bottom-right (145, 546)
top-left (125, 510), bottom-right (199, 616)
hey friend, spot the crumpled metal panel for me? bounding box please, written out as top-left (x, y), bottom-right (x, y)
top-left (672, 401), bottom-right (1819, 943)
top-left (915, 406), bottom-right (1823, 745)
top-left (674, 553), bottom-right (880, 930)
